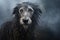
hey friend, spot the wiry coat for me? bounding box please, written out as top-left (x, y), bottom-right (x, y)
top-left (0, 2), bottom-right (52, 40)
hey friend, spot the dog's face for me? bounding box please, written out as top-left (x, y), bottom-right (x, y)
top-left (19, 5), bottom-right (34, 25)
top-left (13, 2), bottom-right (42, 29)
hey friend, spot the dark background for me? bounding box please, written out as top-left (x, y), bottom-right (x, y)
top-left (0, 0), bottom-right (60, 36)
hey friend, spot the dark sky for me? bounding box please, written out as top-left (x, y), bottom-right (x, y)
top-left (0, 0), bottom-right (60, 35)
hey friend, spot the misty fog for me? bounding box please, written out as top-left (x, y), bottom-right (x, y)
top-left (0, 0), bottom-right (60, 36)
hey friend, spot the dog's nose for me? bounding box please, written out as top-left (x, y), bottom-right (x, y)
top-left (23, 19), bottom-right (28, 24)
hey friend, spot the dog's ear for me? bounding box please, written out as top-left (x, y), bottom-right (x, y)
top-left (33, 4), bottom-right (42, 14)
top-left (13, 7), bottom-right (18, 14)
top-left (37, 8), bottom-right (42, 13)
top-left (34, 7), bottom-right (42, 14)
top-left (13, 4), bottom-right (21, 14)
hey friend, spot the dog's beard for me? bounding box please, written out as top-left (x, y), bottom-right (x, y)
top-left (20, 17), bottom-right (32, 29)
top-left (23, 25), bottom-right (28, 30)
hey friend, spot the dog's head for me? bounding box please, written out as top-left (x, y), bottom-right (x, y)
top-left (13, 2), bottom-right (42, 29)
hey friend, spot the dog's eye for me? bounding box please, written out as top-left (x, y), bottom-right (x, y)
top-left (19, 9), bottom-right (23, 13)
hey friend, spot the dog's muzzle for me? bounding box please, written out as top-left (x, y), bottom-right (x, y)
top-left (20, 17), bottom-right (32, 25)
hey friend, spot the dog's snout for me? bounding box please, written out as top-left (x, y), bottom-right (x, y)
top-left (20, 17), bottom-right (32, 25)
top-left (23, 19), bottom-right (28, 24)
